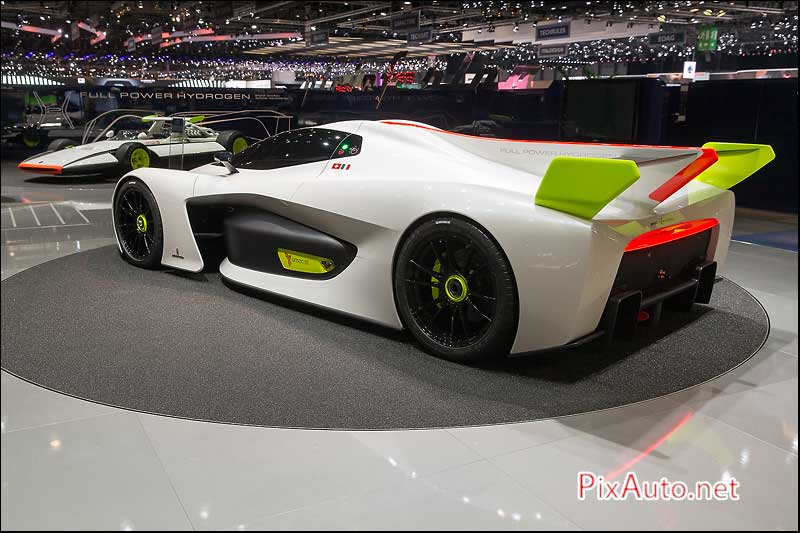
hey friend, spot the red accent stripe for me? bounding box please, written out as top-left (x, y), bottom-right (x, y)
top-left (648, 148), bottom-right (718, 202)
top-left (17, 163), bottom-right (62, 175)
top-left (379, 120), bottom-right (701, 150)
top-left (624, 218), bottom-right (719, 252)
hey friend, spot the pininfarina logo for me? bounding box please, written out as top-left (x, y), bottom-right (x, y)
top-left (171, 247), bottom-right (184, 259)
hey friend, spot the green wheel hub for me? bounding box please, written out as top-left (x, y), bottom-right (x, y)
top-left (232, 137), bottom-right (248, 154)
top-left (130, 148), bottom-right (150, 169)
top-left (444, 273), bottom-right (469, 303)
top-left (136, 214), bottom-right (148, 233)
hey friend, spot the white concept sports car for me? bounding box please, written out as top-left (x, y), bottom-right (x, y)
top-left (112, 120), bottom-right (774, 361)
top-left (18, 116), bottom-right (249, 176)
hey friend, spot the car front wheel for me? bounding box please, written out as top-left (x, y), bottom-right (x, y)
top-left (114, 178), bottom-right (164, 269)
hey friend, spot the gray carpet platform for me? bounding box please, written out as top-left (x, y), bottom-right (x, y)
top-left (1, 246), bottom-right (768, 429)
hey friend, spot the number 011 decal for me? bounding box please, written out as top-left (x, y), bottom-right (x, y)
top-left (331, 163), bottom-right (351, 170)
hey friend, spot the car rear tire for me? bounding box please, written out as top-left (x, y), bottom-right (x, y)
top-left (394, 217), bottom-right (518, 363)
top-left (47, 138), bottom-right (77, 151)
top-left (113, 178), bottom-right (164, 269)
top-left (215, 130), bottom-right (249, 155)
top-left (115, 142), bottom-right (154, 174)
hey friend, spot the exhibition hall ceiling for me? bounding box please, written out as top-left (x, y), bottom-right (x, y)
top-left (0, 1), bottom-right (796, 75)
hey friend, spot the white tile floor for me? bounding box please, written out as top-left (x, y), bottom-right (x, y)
top-left (1, 187), bottom-right (797, 530)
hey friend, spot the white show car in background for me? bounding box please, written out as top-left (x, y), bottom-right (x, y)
top-left (111, 119), bottom-right (774, 362)
top-left (18, 115), bottom-right (249, 176)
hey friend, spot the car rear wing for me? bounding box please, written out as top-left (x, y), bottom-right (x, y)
top-left (379, 121), bottom-right (774, 221)
top-left (533, 142), bottom-right (774, 220)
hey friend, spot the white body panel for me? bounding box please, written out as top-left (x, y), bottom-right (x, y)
top-left (115, 120), bottom-right (737, 353)
top-left (20, 136), bottom-right (226, 174)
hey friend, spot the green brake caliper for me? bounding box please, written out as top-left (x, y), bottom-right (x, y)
top-left (432, 260), bottom-right (442, 307)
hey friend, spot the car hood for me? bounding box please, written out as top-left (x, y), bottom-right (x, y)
top-left (22, 140), bottom-right (123, 166)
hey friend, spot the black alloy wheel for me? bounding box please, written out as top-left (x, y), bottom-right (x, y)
top-left (394, 217), bottom-right (518, 363)
top-left (114, 178), bottom-right (163, 268)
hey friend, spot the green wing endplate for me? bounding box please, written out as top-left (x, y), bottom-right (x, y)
top-left (534, 157), bottom-right (640, 220)
top-left (697, 142), bottom-right (775, 190)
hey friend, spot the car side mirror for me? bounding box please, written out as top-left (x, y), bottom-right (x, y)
top-left (214, 151), bottom-right (238, 174)
top-left (105, 130), bottom-right (114, 138)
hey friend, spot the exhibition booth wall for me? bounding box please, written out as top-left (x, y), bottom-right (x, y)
top-left (2, 77), bottom-right (796, 212)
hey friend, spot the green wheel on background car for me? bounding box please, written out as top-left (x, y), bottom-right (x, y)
top-left (216, 130), bottom-right (249, 155)
top-left (115, 142), bottom-right (154, 174)
top-left (130, 147), bottom-right (150, 169)
top-left (22, 130), bottom-right (41, 148)
top-left (232, 137), bottom-right (248, 154)
top-left (47, 138), bottom-right (77, 151)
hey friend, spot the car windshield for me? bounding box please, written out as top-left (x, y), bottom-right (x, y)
top-left (232, 128), bottom-right (361, 171)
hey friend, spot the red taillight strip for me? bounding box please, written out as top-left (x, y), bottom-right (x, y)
top-left (648, 148), bottom-right (718, 202)
top-left (624, 218), bottom-right (719, 252)
top-left (379, 120), bottom-right (701, 150)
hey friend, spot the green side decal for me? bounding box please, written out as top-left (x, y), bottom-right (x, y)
top-left (188, 115), bottom-right (205, 124)
top-left (277, 248), bottom-right (335, 274)
top-left (696, 142), bottom-right (775, 190)
top-left (534, 157), bottom-right (640, 220)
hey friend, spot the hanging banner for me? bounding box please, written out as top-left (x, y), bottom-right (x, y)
top-left (407, 28), bottom-right (432, 46)
top-left (536, 21), bottom-right (570, 41)
top-left (537, 43), bottom-right (568, 58)
top-left (391, 11), bottom-right (420, 33)
top-left (697, 26), bottom-right (718, 51)
top-left (306, 29), bottom-right (329, 47)
top-left (151, 26), bottom-right (162, 44)
top-left (648, 31), bottom-right (686, 46)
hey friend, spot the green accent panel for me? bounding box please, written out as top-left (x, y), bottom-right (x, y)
top-left (696, 142), bottom-right (775, 190)
top-left (534, 157), bottom-right (640, 220)
top-left (141, 114), bottom-right (160, 122)
top-left (188, 115), bottom-right (205, 124)
top-left (277, 248), bottom-right (335, 274)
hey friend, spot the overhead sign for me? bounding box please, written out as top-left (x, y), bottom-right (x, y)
top-left (306, 29), bottom-right (329, 47)
top-left (538, 43), bottom-right (567, 58)
top-left (126, 37), bottom-right (136, 51)
top-left (682, 61), bottom-right (697, 80)
top-left (536, 21), bottom-right (570, 41)
top-left (648, 32), bottom-right (686, 46)
top-left (151, 26), bottom-right (162, 44)
top-left (697, 26), bottom-right (718, 51)
top-left (407, 28), bottom-right (432, 46)
top-left (391, 11), bottom-right (420, 33)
